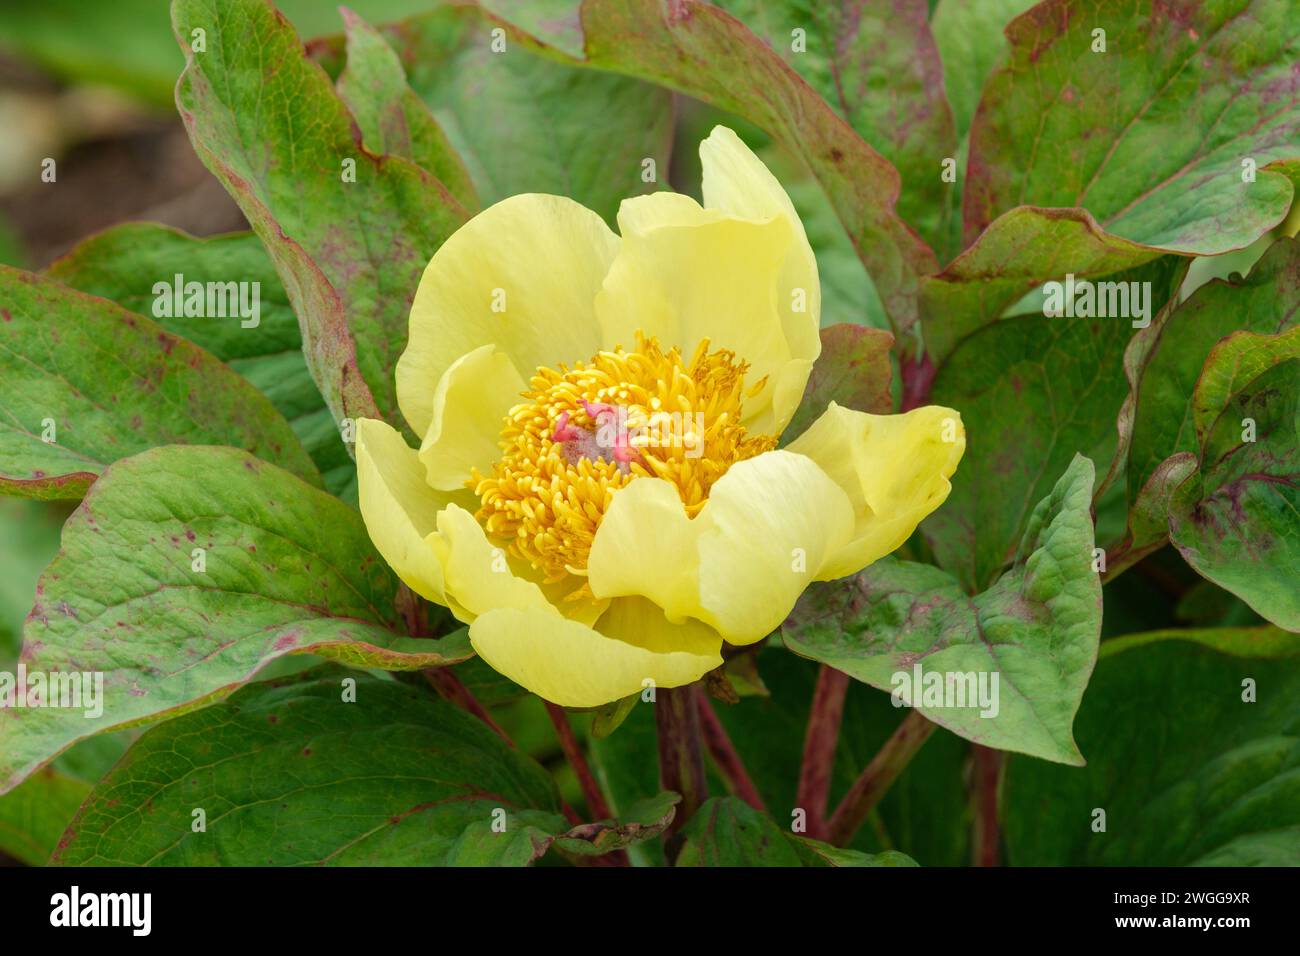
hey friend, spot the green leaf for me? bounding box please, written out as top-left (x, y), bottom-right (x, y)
top-left (1108, 452), bottom-right (1198, 573)
top-left (53, 669), bottom-right (670, 865)
top-left (479, 0), bottom-right (939, 338)
top-left (47, 224), bottom-right (356, 499)
top-left (1169, 351), bottom-right (1300, 630)
top-left (0, 266), bottom-right (318, 499)
top-left (172, 0), bottom-right (467, 430)
top-left (1004, 628), bottom-right (1300, 865)
top-left (676, 796), bottom-right (916, 866)
top-left (921, 311), bottom-right (1128, 592)
top-left (0, 766), bottom-right (89, 865)
top-left (335, 9), bottom-right (479, 211)
top-left (711, 0), bottom-right (957, 255)
top-left (964, 0), bottom-right (1300, 255)
top-left (313, 4), bottom-right (674, 227)
top-left (787, 835), bottom-right (919, 868)
top-left (786, 456), bottom-right (1101, 765)
top-left (782, 324), bottom-right (894, 443)
top-left (589, 694), bottom-right (638, 739)
top-left (0, 445), bottom-right (472, 796)
top-left (53, 670), bottom-right (559, 865)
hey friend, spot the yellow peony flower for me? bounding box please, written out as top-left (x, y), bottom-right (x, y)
top-left (356, 126), bottom-right (965, 708)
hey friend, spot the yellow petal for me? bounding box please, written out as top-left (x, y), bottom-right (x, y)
top-left (468, 596), bottom-right (722, 707)
top-left (436, 504), bottom-right (557, 621)
top-left (355, 417), bottom-right (470, 603)
top-left (595, 127), bottom-right (820, 437)
top-left (587, 450), bottom-right (854, 645)
top-left (702, 125), bottom-right (822, 434)
top-left (700, 126), bottom-right (806, 228)
top-left (786, 403), bottom-right (966, 580)
top-left (417, 344), bottom-right (525, 491)
top-left (587, 477), bottom-right (702, 623)
top-left (695, 450), bottom-right (854, 643)
top-left (396, 193), bottom-right (619, 438)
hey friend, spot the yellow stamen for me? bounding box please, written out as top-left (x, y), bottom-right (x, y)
top-left (471, 333), bottom-right (776, 581)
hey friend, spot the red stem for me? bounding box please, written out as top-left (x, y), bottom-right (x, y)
top-left (544, 701), bottom-right (613, 820)
top-left (656, 684), bottom-right (707, 862)
top-left (827, 709), bottom-right (936, 847)
top-left (695, 690), bottom-right (766, 812)
top-left (423, 668), bottom-right (514, 746)
top-left (970, 744), bottom-right (1004, 867)
top-left (795, 666), bottom-right (849, 840)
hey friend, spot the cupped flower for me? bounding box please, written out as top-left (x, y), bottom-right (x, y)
top-left (357, 126), bottom-right (965, 707)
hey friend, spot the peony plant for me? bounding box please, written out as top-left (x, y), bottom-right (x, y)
top-left (0, 0), bottom-right (1295, 871)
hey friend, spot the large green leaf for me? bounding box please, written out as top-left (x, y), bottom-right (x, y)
top-left (1004, 627), bottom-right (1300, 865)
top-left (479, 0), bottom-right (939, 338)
top-left (711, 0), bottom-right (956, 254)
top-left (786, 456), bottom-right (1101, 765)
top-left (0, 266), bottom-right (318, 499)
top-left (53, 670), bottom-right (668, 865)
top-left (921, 312), bottom-right (1128, 592)
top-left (47, 224), bottom-right (356, 499)
top-left (172, 0), bottom-right (467, 430)
top-left (1169, 348), bottom-right (1300, 630)
top-left (964, 0), bottom-right (1300, 255)
top-left (0, 445), bottom-right (472, 796)
top-left (676, 796), bottom-right (916, 867)
top-left (312, 3), bottom-right (674, 227)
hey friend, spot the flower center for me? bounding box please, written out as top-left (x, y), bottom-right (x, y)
top-left (471, 333), bottom-right (775, 581)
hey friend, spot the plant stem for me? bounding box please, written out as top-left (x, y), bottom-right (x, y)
top-left (826, 709), bottom-right (936, 847)
top-left (544, 701), bottom-right (613, 820)
top-left (970, 744), bottom-right (1004, 867)
top-left (544, 702), bottom-right (630, 866)
top-left (422, 668), bottom-right (514, 746)
top-left (656, 684), bottom-right (707, 860)
top-left (795, 665), bottom-right (849, 839)
top-left (695, 690), bottom-right (766, 812)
